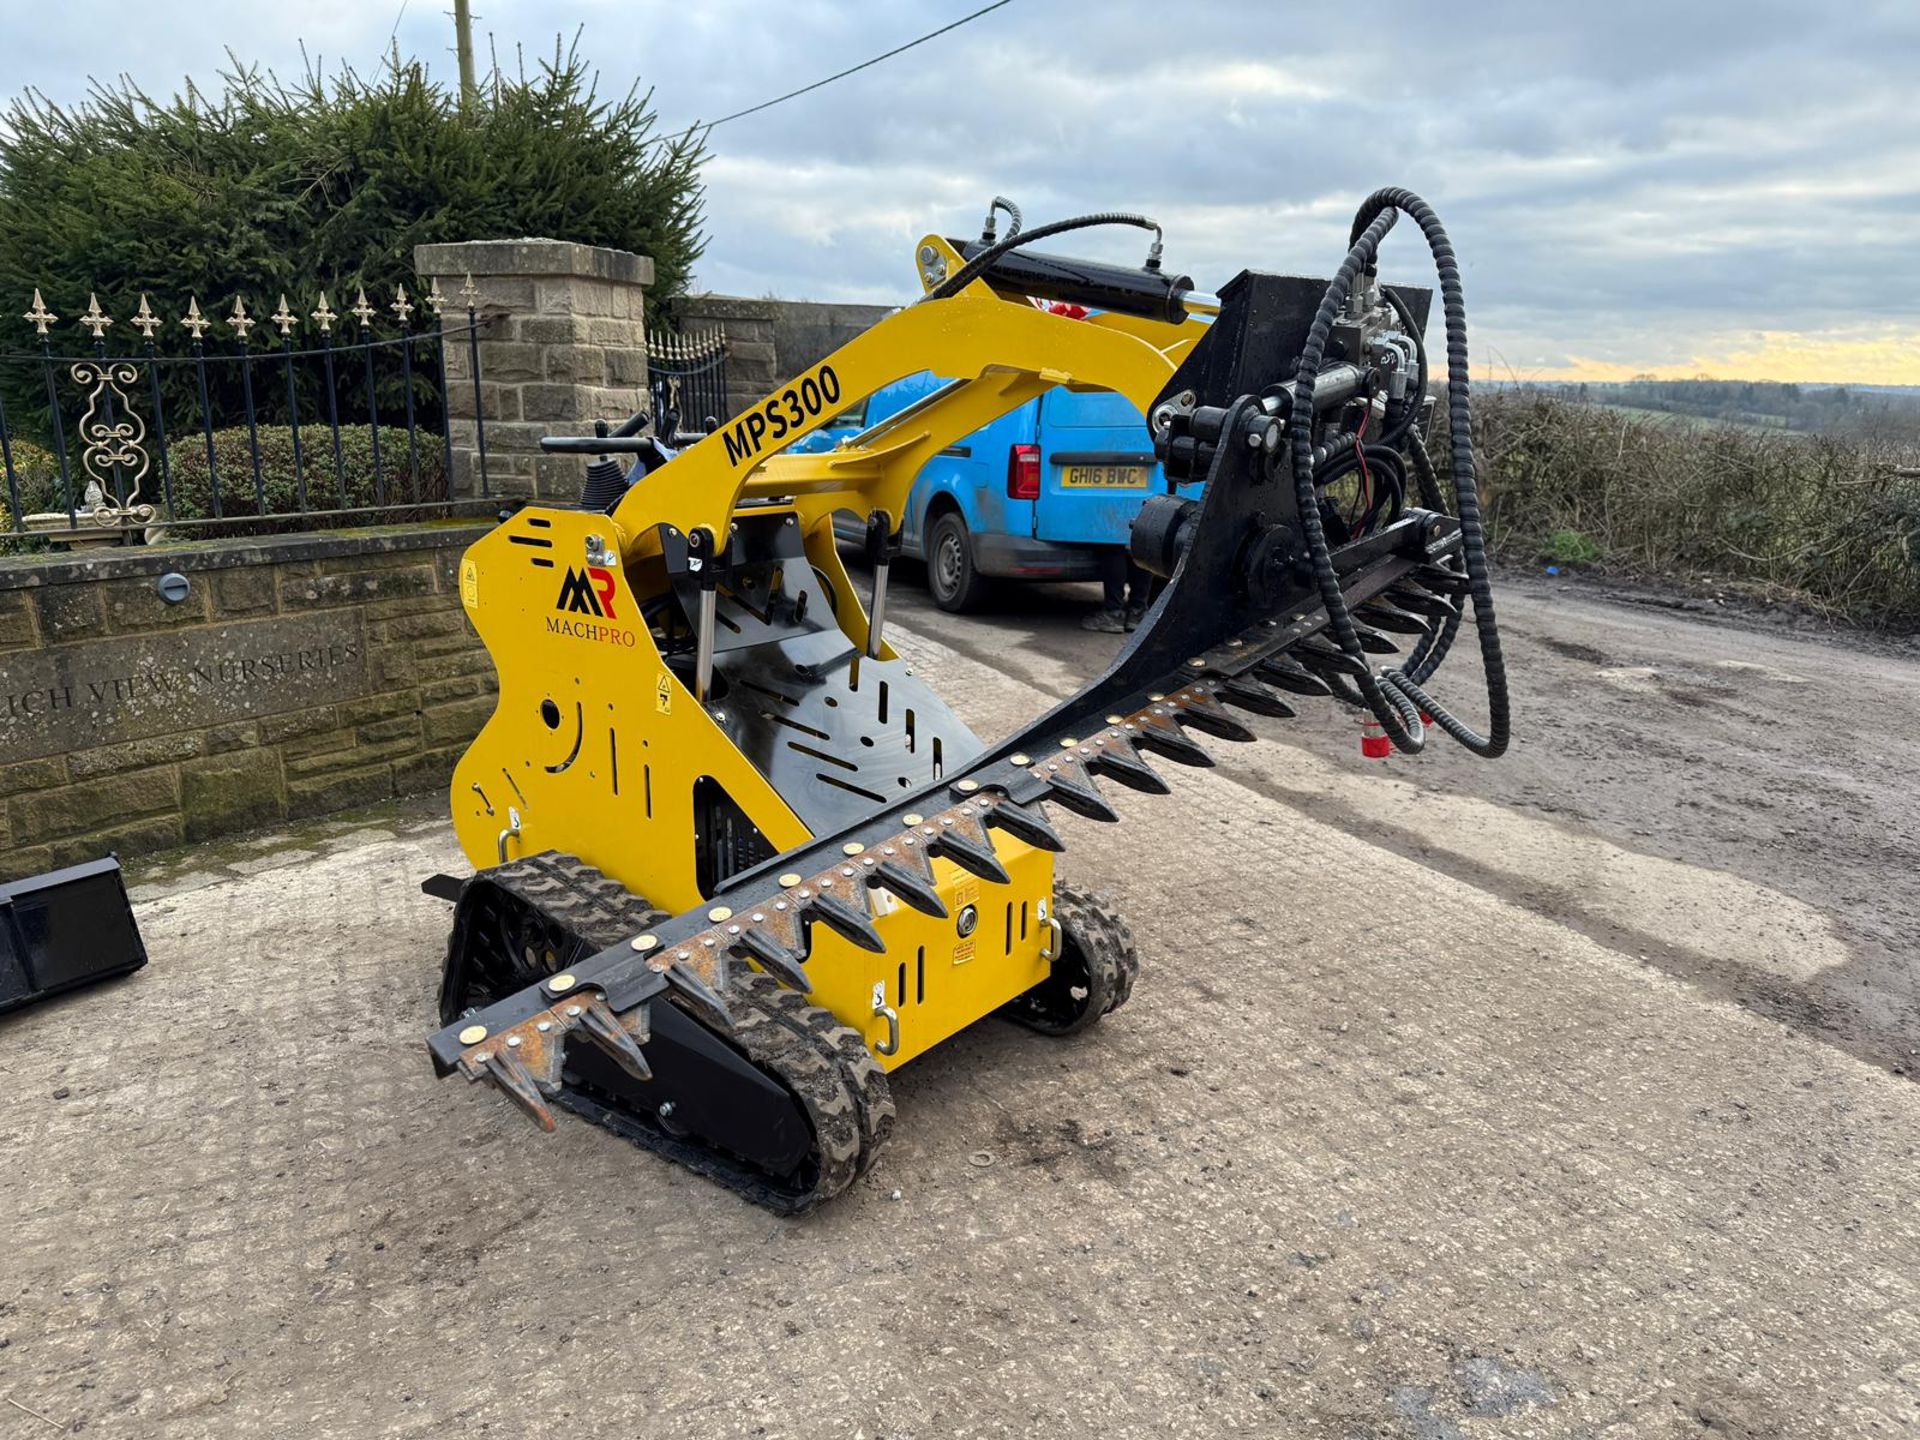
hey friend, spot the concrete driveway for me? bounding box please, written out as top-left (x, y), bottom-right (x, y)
top-left (2, 597), bottom-right (1916, 1438)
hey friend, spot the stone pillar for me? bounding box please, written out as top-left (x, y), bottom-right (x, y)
top-left (673, 295), bottom-right (778, 419)
top-left (413, 239), bottom-right (654, 500)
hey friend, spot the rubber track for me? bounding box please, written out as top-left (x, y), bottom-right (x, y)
top-left (1000, 882), bottom-right (1140, 1036)
top-left (449, 851), bottom-right (893, 1213)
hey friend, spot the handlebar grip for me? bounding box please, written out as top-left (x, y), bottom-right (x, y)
top-left (538, 436), bottom-right (659, 454)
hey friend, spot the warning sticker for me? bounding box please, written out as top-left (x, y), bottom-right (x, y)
top-left (952, 939), bottom-right (975, 967)
top-left (460, 559), bottom-right (478, 609)
top-left (655, 671), bottom-right (673, 716)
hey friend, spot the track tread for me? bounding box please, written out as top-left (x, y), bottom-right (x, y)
top-left (444, 851), bottom-right (892, 1214)
top-left (999, 881), bottom-right (1140, 1036)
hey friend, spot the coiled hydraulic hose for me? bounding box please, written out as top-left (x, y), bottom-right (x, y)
top-left (1287, 187), bottom-right (1510, 757)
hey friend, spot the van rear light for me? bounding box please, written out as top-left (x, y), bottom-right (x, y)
top-left (1007, 443), bottom-right (1041, 500)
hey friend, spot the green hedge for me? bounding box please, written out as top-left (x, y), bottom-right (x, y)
top-left (1452, 390), bottom-right (1920, 628)
top-left (164, 424), bottom-right (447, 520)
top-left (0, 426), bottom-right (448, 549)
top-left (0, 43), bottom-right (705, 433)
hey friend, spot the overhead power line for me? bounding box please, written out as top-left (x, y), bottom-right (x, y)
top-left (662, 0), bottom-right (1016, 144)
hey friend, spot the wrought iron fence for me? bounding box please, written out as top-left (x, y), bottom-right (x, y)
top-left (646, 327), bottom-right (728, 433)
top-left (0, 277), bottom-right (501, 547)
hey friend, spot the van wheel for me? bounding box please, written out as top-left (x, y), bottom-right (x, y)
top-left (927, 509), bottom-right (991, 613)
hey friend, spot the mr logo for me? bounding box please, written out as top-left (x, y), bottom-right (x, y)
top-left (556, 565), bottom-right (618, 619)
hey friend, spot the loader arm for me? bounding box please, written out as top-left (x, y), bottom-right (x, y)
top-left (607, 287), bottom-right (1197, 566)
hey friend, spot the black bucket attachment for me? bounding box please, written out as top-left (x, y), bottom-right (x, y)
top-left (0, 857), bottom-right (148, 1017)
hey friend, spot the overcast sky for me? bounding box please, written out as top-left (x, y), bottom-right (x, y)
top-left (11, 1), bottom-right (1920, 381)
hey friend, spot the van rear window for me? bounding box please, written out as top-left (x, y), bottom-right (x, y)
top-left (1043, 389), bottom-right (1148, 429)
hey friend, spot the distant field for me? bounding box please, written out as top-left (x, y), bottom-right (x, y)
top-left (1584, 401), bottom-right (1799, 436)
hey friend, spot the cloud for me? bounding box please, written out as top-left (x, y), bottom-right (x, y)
top-left (4, 0), bottom-right (1917, 381)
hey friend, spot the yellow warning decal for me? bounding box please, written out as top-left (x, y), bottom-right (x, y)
top-left (655, 671), bottom-right (673, 715)
top-left (460, 559), bottom-right (478, 609)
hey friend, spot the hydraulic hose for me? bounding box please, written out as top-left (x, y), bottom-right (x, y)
top-left (1288, 187), bottom-right (1510, 758)
top-left (1399, 432), bottom-right (1464, 682)
top-left (924, 211), bottom-right (1165, 303)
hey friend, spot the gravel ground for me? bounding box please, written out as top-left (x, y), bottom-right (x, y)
top-left (885, 567), bottom-right (1920, 1077)
top-left (1, 576), bottom-right (1916, 1438)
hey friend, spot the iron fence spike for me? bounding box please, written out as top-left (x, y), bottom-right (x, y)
top-left (80, 293), bottom-right (111, 339)
top-left (24, 289), bottom-right (56, 336)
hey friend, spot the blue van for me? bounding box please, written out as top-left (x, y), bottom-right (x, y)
top-left (808, 371), bottom-right (1193, 612)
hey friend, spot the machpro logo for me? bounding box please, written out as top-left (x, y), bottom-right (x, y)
top-left (556, 565), bottom-right (618, 619)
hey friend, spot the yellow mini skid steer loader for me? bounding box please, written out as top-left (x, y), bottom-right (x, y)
top-left (424, 187), bottom-right (1511, 1211)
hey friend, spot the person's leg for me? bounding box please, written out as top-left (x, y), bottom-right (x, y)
top-left (1123, 558), bottom-right (1153, 630)
top-left (1082, 548), bottom-right (1128, 632)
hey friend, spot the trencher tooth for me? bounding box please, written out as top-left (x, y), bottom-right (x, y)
top-left (664, 960), bottom-right (735, 1031)
top-left (1356, 599), bottom-right (1430, 634)
top-left (1131, 710), bottom-right (1214, 767)
top-left (1039, 754), bottom-right (1120, 821)
top-left (1351, 623), bottom-right (1399, 655)
top-left (1385, 584), bottom-right (1459, 620)
top-left (1176, 690), bottom-right (1257, 743)
top-left (983, 800), bottom-right (1065, 853)
top-left (1296, 636), bottom-right (1369, 677)
top-left (1087, 736), bottom-right (1172, 794)
top-left (1254, 655), bottom-right (1333, 697)
top-left (1217, 677), bottom-right (1297, 719)
top-left (736, 926), bottom-right (814, 991)
top-left (1413, 563), bottom-right (1472, 597)
top-left (481, 1050), bottom-right (557, 1132)
top-left (806, 891), bottom-right (887, 953)
top-left (929, 822), bottom-right (1013, 884)
top-left (874, 859), bottom-right (950, 916)
top-left (578, 996), bottom-right (653, 1081)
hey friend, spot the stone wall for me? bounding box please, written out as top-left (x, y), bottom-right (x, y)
top-left (0, 524), bottom-right (494, 881)
top-left (414, 239), bottom-right (654, 501)
top-left (673, 295), bottom-right (898, 418)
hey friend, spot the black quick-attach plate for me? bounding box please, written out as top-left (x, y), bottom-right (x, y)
top-left (1176, 272), bottom-right (1431, 405)
top-left (0, 856), bottom-right (148, 1016)
top-left (675, 513), bottom-right (986, 836)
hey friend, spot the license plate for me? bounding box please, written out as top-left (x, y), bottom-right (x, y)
top-left (1060, 465), bottom-right (1150, 489)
